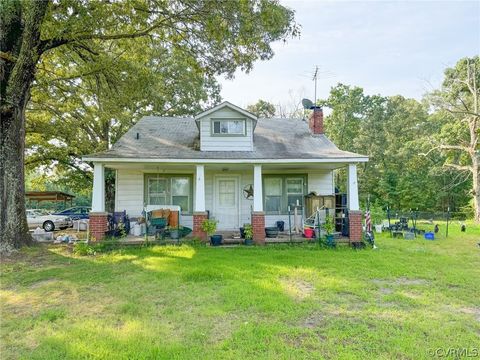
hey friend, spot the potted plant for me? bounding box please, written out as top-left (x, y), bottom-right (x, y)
top-left (244, 224), bottom-right (254, 246)
top-left (201, 219), bottom-right (222, 246)
top-left (323, 214), bottom-right (335, 246)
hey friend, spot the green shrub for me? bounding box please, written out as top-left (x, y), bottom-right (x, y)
top-left (244, 224), bottom-right (253, 240)
top-left (73, 242), bottom-right (95, 256)
top-left (201, 219), bottom-right (217, 236)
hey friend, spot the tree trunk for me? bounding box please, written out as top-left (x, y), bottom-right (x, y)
top-left (473, 155), bottom-right (480, 223)
top-left (0, 1), bottom-right (49, 252)
top-left (0, 104), bottom-right (32, 251)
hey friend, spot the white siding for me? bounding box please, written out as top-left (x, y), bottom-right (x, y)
top-left (199, 107), bottom-right (253, 151)
top-left (308, 171), bottom-right (334, 195)
top-left (116, 169), bottom-right (144, 217)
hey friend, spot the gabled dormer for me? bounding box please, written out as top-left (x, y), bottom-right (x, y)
top-left (195, 102), bottom-right (257, 151)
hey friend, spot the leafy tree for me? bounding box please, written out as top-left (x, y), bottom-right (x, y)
top-left (0, 0), bottom-right (298, 252)
top-left (247, 99), bottom-right (276, 118)
top-left (427, 56), bottom-right (480, 222)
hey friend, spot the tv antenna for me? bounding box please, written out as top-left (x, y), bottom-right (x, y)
top-left (312, 65), bottom-right (319, 106)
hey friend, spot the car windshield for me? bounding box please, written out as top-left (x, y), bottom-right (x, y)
top-left (33, 209), bottom-right (51, 216)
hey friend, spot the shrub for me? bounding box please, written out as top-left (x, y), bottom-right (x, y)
top-left (73, 242), bottom-right (95, 256)
top-left (201, 219), bottom-right (217, 236)
top-left (243, 224), bottom-right (253, 240)
top-left (323, 215), bottom-right (335, 235)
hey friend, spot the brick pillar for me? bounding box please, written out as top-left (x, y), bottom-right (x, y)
top-left (252, 212), bottom-right (265, 245)
top-left (349, 210), bottom-right (363, 243)
top-left (89, 212), bottom-right (108, 241)
top-left (193, 212), bottom-right (208, 242)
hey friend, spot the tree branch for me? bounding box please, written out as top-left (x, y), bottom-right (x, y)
top-left (444, 163), bottom-right (472, 172)
top-left (0, 51), bottom-right (17, 62)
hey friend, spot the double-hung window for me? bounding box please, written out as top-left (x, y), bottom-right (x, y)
top-left (212, 119), bottom-right (245, 135)
top-left (145, 175), bottom-right (192, 213)
top-left (263, 175), bottom-right (307, 214)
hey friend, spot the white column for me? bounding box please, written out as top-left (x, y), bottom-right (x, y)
top-left (253, 164), bottom-right (263, 212)
top-left (91, 162), bottom-right (105, 212)
top-left (194, 164), bottom-right (205, 212)
top-left (347, 163), bottom-right (359, 211)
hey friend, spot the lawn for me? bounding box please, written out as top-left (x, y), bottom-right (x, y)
top-left (1, 223), bottom-right (479, 359)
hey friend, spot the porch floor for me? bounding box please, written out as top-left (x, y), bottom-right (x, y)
top-left (118, 231), bottom-right (350, 245)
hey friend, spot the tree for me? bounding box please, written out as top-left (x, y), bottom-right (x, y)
top-left (246, 99), bottom-right (276, 118)
top-left (0, 0), bottom-right (298, 252)
top-left (428, 57), bottom-right (480, 222)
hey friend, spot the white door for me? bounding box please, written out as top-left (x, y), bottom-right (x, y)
top-left (214, 177), bottom-right (239, 230)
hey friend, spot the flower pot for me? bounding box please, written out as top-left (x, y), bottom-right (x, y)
top-left (303, 228), bottom-right (314, 238)
top-left (244, 238), bottom-right (254, 246)
top-left (210, 234), bottom-right (223, 246)
top-left (326, 234), bottom-right (335, 247)
top-left (265, 227), bottom-right (279, 238)
top-left (276, 221), bottom-right (285, 232)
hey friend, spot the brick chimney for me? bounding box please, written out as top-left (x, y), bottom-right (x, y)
top-left (309, 107), bottom-right (324, 135)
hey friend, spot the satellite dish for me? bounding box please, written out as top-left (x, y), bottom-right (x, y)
top-left (302, 98), bottom-right (314, 109)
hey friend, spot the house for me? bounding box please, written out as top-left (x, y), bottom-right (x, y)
top-left (83, 101), bottom-right (368, 243)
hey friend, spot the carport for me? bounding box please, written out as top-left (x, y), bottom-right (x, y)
top-left (25, 191), bottom-right (75, 209)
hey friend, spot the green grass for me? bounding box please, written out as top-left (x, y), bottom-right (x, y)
top-left (1, 223), bottom-right (479, 359)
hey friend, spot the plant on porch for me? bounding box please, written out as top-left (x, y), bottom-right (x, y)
top-left (243, 224), bottom-right (254, 246)
top-left (201, 219), bottom-right (221, 246)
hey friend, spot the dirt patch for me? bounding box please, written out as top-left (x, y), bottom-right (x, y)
top-left (379, 287), bottom-right (393, 294)
top-left (303, 312), bottom-right (325, 328)
top-left (30, 278), bottom-right (58, 288)
top-left (459, 307), bottom-right (480, 322)
top-left (373, 277), bottom-right (429, 287)
top-left (280, 277), bottom-right (315, 300)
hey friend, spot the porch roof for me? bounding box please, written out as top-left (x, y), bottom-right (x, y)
top-left (83, 116), bottom-right (368, 162)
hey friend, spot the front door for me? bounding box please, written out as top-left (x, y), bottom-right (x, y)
top-left (214, 177), bottom-right (239, 230)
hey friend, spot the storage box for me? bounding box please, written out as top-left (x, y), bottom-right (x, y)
top-left (424, 232), bottom-right (434, 240)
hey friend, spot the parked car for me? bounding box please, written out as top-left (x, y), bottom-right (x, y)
top-left (26, 209), bottom-right (73, 232)
top-left (53, 206), bottom-right (91, 220)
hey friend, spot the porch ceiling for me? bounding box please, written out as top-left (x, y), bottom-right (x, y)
top-left (103, 161), bottom-right (352, 171)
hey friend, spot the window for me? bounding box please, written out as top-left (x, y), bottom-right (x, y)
top-left (212, 119), bottom-right (245, 135)
top-left (263, 175), bottom-right (307, 214)
top-left (265, 178), bottom-right (282, 213)
top-left (147, 178), bottom-right (167, 205)
top-left (145, 175), bottom-right (192, 213)
top-left (171, 178), bottom-right (190, 212)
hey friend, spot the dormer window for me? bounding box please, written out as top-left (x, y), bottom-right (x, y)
top-left (212, 119), bottom-right (246, 136)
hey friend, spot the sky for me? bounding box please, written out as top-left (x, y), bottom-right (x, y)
top-left (218, 0), bottom-right (480, 108)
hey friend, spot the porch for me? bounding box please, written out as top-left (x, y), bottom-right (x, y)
top-left (89, 161), bottom-right (363, 244)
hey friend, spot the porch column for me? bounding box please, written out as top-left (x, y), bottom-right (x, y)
top-left (253, 165), bottom-right (263, 212)
top-left (91, 162), bottom-right (105, 212)
top-left (193, 164), bottom-right (207, 241)
top-left (89, 162), bottom-right (108, 241)
top-left (347, 164), bottom-right (362, 243)
top-left (252, 164), bottom-right (265, 245)
top-left (347, 164), bottom-right (359, 211)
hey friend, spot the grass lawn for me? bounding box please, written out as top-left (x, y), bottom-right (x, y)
top-left (1, 223), bottom-right (479, 359)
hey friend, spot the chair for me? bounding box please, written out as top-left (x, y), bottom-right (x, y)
top-left (147, 210), bottom-right (168, 238)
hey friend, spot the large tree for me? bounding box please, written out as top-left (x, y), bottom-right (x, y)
top-left (428, 57), bottom-right (480, 221)
top-left (247, 99), bottom-right (276, 118)
top-left (0, 0), bottom-right (298, 252)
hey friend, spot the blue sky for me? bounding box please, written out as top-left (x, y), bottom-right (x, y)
top-left (219, 0), bottom-right (480, 108)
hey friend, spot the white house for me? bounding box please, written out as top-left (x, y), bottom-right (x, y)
top-left (83, 101), bottom-right (368, 243)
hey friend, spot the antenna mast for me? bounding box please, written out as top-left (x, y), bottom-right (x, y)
top-left (312, 65), bottom-right (319, 106)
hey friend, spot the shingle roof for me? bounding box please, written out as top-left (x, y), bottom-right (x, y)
top-left (84, 116), bottom-right (367, 160)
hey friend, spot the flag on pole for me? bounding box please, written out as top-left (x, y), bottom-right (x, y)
top-left (365, 210), bottom-right (372, 233)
